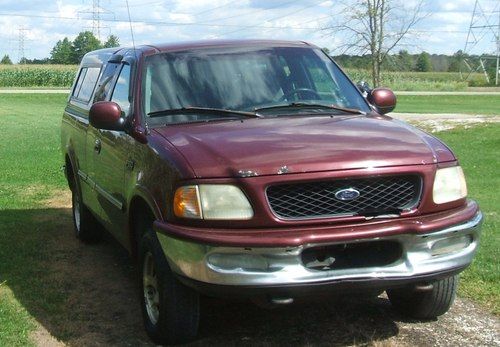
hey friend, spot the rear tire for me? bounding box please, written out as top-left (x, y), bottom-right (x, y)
top-left (387, 275), bottom-right (458, 319)
top-left (71, 179), bottom-right (101, 243)
top-left (139, 229), bottom-right (200, 345)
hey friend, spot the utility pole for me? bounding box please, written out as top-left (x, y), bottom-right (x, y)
top-left (462, 0), bottom-right (500, 85)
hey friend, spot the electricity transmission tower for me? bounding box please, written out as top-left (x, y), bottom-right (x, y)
top-left (462, 0), bottom-right (500, 85)
top-left (18, 27), bottom-right (29, 63)
top-left (92, 0), bottom-right (101, 39)
top-left (79, 0), bottom-right (113, 41)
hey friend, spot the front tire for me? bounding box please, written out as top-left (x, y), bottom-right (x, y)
top-left (139, 230), bottom-right (199, 345)
top-left (71, 181), bottom-right (101, 243)
top-left (387, 275), bottom-right (458, 319)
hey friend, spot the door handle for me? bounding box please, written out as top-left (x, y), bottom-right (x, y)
top-left (94, 138), bottom-right (102, 153)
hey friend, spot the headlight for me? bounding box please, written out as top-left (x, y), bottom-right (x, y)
top-left (433, 166), bottom-right (467, 204)
top-left (173, 184), bottom-right (253, 220)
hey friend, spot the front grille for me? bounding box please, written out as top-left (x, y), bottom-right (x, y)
top-left (266, 175), bottom-right (421, 219)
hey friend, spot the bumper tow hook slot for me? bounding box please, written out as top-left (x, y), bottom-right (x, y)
top-left (271, 297), bottom-right (294, 305)
top-left (305, 256), bottom-right (336, 270)
top-left (414, 283), bottom-right (434, 292)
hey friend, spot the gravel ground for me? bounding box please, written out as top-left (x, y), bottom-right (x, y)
top-left (390, 113), bottom-right (500, 132)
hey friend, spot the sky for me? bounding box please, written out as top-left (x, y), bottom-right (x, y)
top-left (0, 0), bottom-right (498, 61)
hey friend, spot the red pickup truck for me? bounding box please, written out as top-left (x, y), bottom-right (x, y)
top-left (61, 40), bottom-right (482, 345)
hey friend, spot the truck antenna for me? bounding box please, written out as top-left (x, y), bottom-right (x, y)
top-left (125, 0), bottom-right (136, 51)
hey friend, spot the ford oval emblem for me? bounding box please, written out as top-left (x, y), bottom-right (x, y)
top-left (335, 188), bottom-right (360, 201)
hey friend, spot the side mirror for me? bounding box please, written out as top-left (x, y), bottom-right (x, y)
top-left (368, 88), bottom-right (397, 114)
top-left (89, 101), bottom-right (125, 131)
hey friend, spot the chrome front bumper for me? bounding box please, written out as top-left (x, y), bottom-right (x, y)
top-left (156, 212), bottom-right (482, 287)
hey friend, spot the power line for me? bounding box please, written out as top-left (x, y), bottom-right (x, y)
top-left (192, 0), bottom-right (242, 17)
top-left (200, 0), bottom-right (302, 24)
top-left (0, 12), bottom-right (318, 30)
top-left (0, 11), bottom-right (479, 39)
top-left (220, 0), bottom-right (329, 37)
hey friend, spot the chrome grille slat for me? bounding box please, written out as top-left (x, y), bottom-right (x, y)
top-left (266, 175), bottom-right (421, 219)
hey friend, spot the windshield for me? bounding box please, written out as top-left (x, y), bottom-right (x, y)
top-left (143, 45), bottom-right (370, 125)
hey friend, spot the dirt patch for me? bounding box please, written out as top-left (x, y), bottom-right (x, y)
top-left (36, 210), bottom-right (149, 346)
top-left (30, 324), bottom-right (65, 347)
top-left (28, 193), bottom-right (499, 346)
top-left (42, 189), bottom-right (71, 209)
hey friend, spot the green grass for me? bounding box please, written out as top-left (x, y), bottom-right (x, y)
top-left (434, 125), bottom-right (500, 313)
top-left (0, 94), bottom-right (498, 344)
top-left (0, 94), bottom-right (67, 207)
top-left (0, 94), bottom-right (67, 346)
top-left (395, 95), bottom-right (500, 115)
top-left (0, 286), bottom-right (35, 346)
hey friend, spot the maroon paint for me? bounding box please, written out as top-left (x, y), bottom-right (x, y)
top-left (61, 39), bottom-right (472, 254)
top-left (369, 88), bottom-right (397, 114)
top-left (89, 101), bottom-right (124, 131)
top-left (154, 115), bottom-right (454, 179)
top-left (154, 200), bottom-right (479, 247)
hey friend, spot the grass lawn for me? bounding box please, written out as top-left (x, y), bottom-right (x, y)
top-left (436, 126), bottom-right (500, 313)
top-left (0, 94), bottom-right (498, 345)
top-left (395, 95), bottom-right (500, 115)
top-left (0, 94), bottom-right (67, 345)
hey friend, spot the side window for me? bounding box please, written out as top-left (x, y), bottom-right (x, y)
top-left (93, 63), bottom-right (120, 102)
top-left (72, 67), bottom-right (101, 103)
top-left (111, 64), bottom-right (131, 115)
top-left (72, 68), bottom-right (87, 99)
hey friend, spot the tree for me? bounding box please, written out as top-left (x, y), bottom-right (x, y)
top-left (72, 31), bottom-right (102, 63)
top-left (323, 0), bottom-right (426, 87)
top-left (448, 50), bottom-right (464, 72)
top-left (49, 33), bottom-right (121, 64)
top-left (103, 35), bottom-right (120, 48)
top-left (50, 38), bottom-right (74, 64)
top-left (0, 54), bottom-right (13, 64)
top-left (415, 52), bottom-right (432, 72)
top-left (397, 50), bottom-right (413, 71)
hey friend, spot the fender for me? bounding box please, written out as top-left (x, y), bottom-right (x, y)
top-left (127, 183), bottom-right (163, 221)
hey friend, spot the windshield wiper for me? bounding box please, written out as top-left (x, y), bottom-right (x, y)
top-left (254, 102), bottom-right (365, 115)
top-left (148, 106), bottom-right (262, 118)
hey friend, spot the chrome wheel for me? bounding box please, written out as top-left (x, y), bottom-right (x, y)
top-left (73, 191), bottom-right (81, 232)
top-left (143, 252), bottom-right (160, 325)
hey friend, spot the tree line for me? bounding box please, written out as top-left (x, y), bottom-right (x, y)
top-left (0, 31), bottom-right (119, 65)
top-left (331, 50), bottom-right (455, 73)
top-left (331, 50), bottom-right (498, 82)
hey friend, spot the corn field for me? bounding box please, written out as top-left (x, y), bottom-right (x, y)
top-left (0, 65), bottom-right (78, 88)
top-left (0, 64), bottom-right (489, 91)
top-left (343, 69), bottom-right (488, 91)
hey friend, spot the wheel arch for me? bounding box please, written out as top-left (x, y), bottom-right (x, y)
top-left (64, 152), bottom-right (78, 192)
top-left (128, 187), bottom-right (163, 260)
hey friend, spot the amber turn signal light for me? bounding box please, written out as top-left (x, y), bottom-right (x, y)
top-left (173, 185), bottom-right (202, 219)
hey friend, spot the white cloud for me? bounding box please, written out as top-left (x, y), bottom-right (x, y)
top-left (0, 0), bottom-right (496, 59)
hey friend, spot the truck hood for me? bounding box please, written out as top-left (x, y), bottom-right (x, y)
top-left (153, 115), bottom-right (455, 178)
